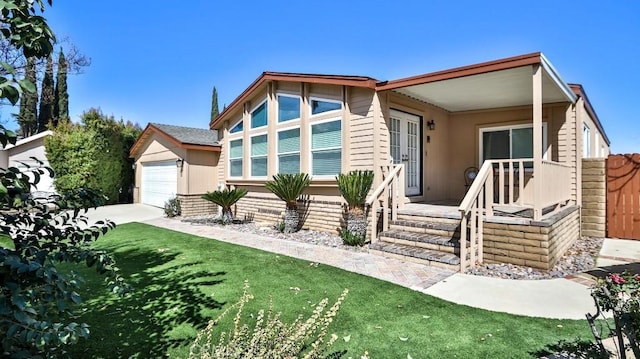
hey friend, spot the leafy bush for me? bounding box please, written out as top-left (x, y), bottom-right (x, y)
top-left (337, 171), bottom-right (374, 244)
top-left (0, 164), bottom-right (128, 357)
top-left (45, 109), bottom-right (142, 204)
top-left (265, 173), bottom-right (310, 233)
top-left (590, 272), bottom-right (640, 357)
top-left (164, 196), bottom-right (181, 217)
top-left (188, 281), bottom-right (348, 359)
top-left (341, 230), bottom-right (365, 246)
top-left (336, 170), bottom-right (374, 215)
top-left (202, 188), bottom-right (248, 224)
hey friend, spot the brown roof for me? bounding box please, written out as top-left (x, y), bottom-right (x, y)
top-left (130, 123), bottom-right (220, 158)
top-left (569, 84), bottom-right (610, 145)
top-left (376, 52), bottom-right (543, 90)
top-left (210, 72), bottom-right (378, 128)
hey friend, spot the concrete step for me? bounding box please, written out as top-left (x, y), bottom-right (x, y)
top-left (378, 229), bottom-right (461, 254)
top-left (396, 212), bottom-right (461, 225)
top-left (389, 219), bottom-right (460, 237)
top-left (370, 241), bottom-right (461, 271)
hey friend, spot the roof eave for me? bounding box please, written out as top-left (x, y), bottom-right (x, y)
top-left (129, 124), bottom-right (220, 158)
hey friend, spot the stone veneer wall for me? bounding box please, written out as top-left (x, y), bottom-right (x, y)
top-left (234, 195), bottom-right (345, 234)
top-left (178, 194), bottom-right (218, 217)
top-left (482, 206), bottom-right (581, 270)
top-left (581, 158), bottom-right (606, 237)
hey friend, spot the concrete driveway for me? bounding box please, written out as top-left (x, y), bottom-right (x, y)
top-left (82, 203), bottom-right (164, 225)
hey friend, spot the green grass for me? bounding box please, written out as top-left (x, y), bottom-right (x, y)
top-left (18, 223), bottom-right (599, 358)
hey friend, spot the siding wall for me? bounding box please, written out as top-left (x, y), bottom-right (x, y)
top-left (581, 158), bottom-right (606, 237)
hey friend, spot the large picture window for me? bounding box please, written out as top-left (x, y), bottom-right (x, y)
top-left (229, 139), bottom-right (243, 177)
top-left (479, 123), bottom-right (547, 165)
top-left (278, 95), bottom-right (300, 123)
top-left (251, 134), bottom-right (268, 177)
top-left (311, 119), bottom-right (341, 176)
top-left (251, 101), bottom-right (267, 129)
top-left (278, 128), bottom-right (300, 174)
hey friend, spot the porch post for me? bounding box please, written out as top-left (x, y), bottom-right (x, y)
top-left (532, 64), bottom-right (543, 220)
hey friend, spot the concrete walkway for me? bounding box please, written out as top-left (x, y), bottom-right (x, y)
top-left (86, 204), bottom-right (640, 320)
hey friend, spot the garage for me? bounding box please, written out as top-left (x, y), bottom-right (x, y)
top-left (141, 161), bottom-right (177, 207)
top-left (130, 123), bottom-right (220, 216)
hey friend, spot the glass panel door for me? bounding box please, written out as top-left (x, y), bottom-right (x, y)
top-left (390, 110), bottom-right (421, 196)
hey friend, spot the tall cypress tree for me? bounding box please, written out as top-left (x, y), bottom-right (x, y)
top-left (18, 57), bottom-right (38, 137)
top-left (54, 49), bottom-right (69, 122)
top-left (210, 86), bottom-right (219, 124)
top-left (37, 55), bottom-right (54, 133)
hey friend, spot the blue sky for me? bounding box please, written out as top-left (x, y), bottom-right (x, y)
top-left (5, 1), bottom-right (640, 153)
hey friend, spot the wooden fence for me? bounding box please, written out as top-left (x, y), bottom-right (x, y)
top-left (607, 154), bottom-right (640, 240)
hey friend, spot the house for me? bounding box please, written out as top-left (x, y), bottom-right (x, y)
top-left (130, 123), bottom-right (221, 216)
top-left (141, 52), bottom-right (610, 272)
top-left (0, 130), bottom-right (56, 194)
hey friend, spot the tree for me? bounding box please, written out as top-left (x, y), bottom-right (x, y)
top-left (45, 109), bottom-right (142, 204)
top-left (0, 1), bottom-right (127, 357)
top-left (265, 173), bottom-right (310, 233)
top-left (210, 86), bottom-right (219, 124)
top-left (16, 56), bottom-right (38, 136)
top-left (37, 54), bottom-right (54, 132)
top-left (54, 49), bottom-right (68, 120)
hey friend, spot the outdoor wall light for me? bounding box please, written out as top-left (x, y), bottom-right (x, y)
top-left (427, 119), bottom-right (436, 131)
top-left (176, 158), bottom-right (184, 168)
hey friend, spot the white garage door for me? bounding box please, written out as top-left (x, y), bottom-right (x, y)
top-left (141, 161), bottom-right (177, 208)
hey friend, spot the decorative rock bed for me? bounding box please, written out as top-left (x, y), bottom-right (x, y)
top-left (181, 215), bottom-right (603, 280)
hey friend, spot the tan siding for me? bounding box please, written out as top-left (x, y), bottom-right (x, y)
top-left (348, 87), bottom-right (376, 171)
top-left (185, 150), bottom-right (219, 194)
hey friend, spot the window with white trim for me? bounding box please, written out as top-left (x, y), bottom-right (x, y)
top-left (311, 118), bottom-right (341, 176)
top-left (479, 123), bottom-right (547, 165)
top-left (230, 118), bottom-right (243, 134)
top-left (251, 134), bottom-right (268, 177)
top-left (251, 100), bottom-right (267, 129)
top-left (310, 97), bottom-right (341, 116)
top-left (229, 139), bottom-right (243, 177)
top-left (278, 94), bottom-right (300, 123)
top-left (278, 127), bottom-right (300, 174)
top-left (583, 123), bottom-right (591, 158)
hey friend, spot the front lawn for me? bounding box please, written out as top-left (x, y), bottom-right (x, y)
top-left (60, 223), bottom-right (595, 358)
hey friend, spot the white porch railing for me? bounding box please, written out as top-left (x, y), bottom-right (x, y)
top-left (458, 158), bottom-right (573, 271)
top-left (539, 160), bottom-right (572, 209)
top-left (365, 164), bottom-right (405, 243)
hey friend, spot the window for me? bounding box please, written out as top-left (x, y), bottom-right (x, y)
top-left (311, 119), bottom-right (341, 176)
top-left (480, 123), bottom-right (547, 165)
top-left (583, 123), bottom-right (591, 158)
top-left (310, 98), bottom-right (341, 116)
top-left (229, 139), bottom-right (243, 177)
top-left (251, 134), bottom-right (268, 177)
top-left (278, 128), bottom-right (300, 174)
top-left (251, 101), bottom-right (267, 128)
top-left (278, 95), bottom-right (300, 123)
top-left (230, 118), bottom-right (243, 134)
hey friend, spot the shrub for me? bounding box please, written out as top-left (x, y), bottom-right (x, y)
top-left (336, 170), bottom-right (374, 245)
top-left (188, 281), bottom-right (348, 359)
top-left (164, 196), bottom-right (181, 217)
top-left (265, 173), bottom-right (310, 233)
top-left (590, 272), bottom-right (640, 357)
top-left (202, 188), bottom-right (248, 224)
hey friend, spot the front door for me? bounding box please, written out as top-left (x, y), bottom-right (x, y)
top-left (390, 109), bottom-right (421, 196)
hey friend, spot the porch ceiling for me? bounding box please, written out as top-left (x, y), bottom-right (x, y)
top-left (390, 64), bottom-right (575, 112)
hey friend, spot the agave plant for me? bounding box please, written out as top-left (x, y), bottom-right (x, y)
top-left (336, 170), bottom-right (374, 244)
top-left (265, 173), bottom-right (310, 233)
top-left (201, 188), bottom-right (248, 224)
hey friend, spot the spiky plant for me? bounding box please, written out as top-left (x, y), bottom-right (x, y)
top-left (201, 188), bottom-right (248, 224)
top-left (265, 173), bottom-right (310, 233)
top-left (336, 170), bottom-right (374, 244)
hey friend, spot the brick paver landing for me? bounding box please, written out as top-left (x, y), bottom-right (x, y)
top-left (143, 218), bottom-right (455, 292)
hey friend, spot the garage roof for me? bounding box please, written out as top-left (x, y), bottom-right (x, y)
top-left (130, 123), bottom-right (220, 157)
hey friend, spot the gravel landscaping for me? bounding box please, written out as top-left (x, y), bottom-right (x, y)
top-left (181, 215), bottom-right (604, 280)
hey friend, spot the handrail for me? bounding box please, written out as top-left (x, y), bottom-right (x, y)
top-left (458, 161), bottom-right (494, 213)
top-left (365, 164), bottom-right (403, 206)
top-left (366, 164), bottom-right (404, 243)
